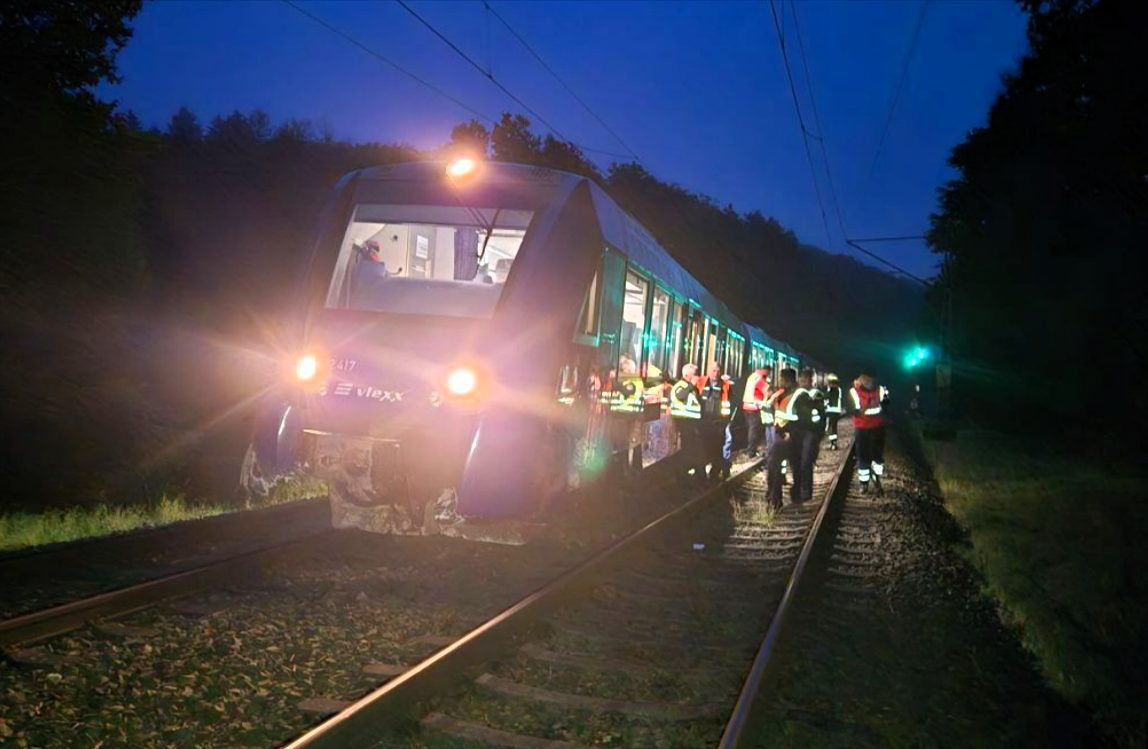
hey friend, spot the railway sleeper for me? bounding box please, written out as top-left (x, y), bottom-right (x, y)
top-left (422, 712), bottom-right (595, 749)
top-left (474, 673), bottom-right (725, 720)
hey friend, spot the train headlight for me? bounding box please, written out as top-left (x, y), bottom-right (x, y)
top-left (446, 367), bottom-right (477, 396)
top-left (295, 353), bottom-right (319, 382)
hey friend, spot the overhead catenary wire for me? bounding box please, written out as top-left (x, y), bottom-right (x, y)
top-left (767, 0), bottom-right (834, 247)
top-left (280, 0), bottom-right (494, 125)
top-left (394, 0), bottom-right (630, 160)
top-left (481, 0), bottom-right (643, 165)
top-left (864, 0), bottom-right (931, 191)
top-left (788, 0), bottom-right (849, 248)
top-left (281, 0), bottom-right (627, 162)
top-left (785, 0), bottom-right (935, 286)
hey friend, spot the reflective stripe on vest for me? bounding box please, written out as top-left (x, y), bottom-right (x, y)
top-left (851, 386), bottom-right (885, 428)
top-left (669, 380), bottom-right (701, 419)
top-left (698, 376), bottom-right (732, 418)
top-left (825, 386), bottom-right (844, 414)
top-left (774, 387), bottom-right (809, 428)
top-left (741, 371), bottom-right (767, 411)
top-left (610, 375), bottom-right (645, 413)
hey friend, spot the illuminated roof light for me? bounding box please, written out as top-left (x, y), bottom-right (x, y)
top-left (445, 157), bottom-right (479, 180)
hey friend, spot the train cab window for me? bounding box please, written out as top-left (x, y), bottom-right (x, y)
top-left (619, 271), bottom-right (649, 373)
top-left (646, 287), bottom-right (672, 380)
top-left (325, 204), bottom-right (532, 319)
top-left (575, 266), bottom-right (601, 342)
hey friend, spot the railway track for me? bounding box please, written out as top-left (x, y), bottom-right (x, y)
top-left (280, 423), bottom-right (856, 749)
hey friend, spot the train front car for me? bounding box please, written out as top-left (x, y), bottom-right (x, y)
top-left (250, 161), bottom-right (604, 537)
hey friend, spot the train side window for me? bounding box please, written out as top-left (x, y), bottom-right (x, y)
top-left (730, 335), bottom-right (748, 376)
top-left (646, 287), bottom-right (672, 380)
top-left (705, 318), bottom-right (719, 373)
top-left (619, 271), bottom-right (649, 373)
top-left (667, 300), bottom-right (683, 380)
top-left (688, 309), bottom-right (703, 369)
top-left (574, 265), bottom-right (601, 344)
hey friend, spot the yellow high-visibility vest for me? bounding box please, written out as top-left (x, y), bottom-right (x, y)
top-left (669, 379), bottom-right (701, 420)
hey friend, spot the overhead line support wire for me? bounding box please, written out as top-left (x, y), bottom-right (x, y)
top-left (768, 0), bottom-right (834, 248)
top-left (845, 237), bottom-right (931, 286)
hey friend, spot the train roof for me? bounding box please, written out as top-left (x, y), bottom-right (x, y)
top-left (353, 160), bottom-right (808, 359)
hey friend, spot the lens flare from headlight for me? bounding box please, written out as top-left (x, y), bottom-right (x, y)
top-left (446, 367), bottom-right (477, 396)
top-left (296, 353), bottom-right (318, 382)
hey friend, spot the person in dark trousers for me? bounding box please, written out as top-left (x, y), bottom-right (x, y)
top-left (699, 362), bottom-right (734, 481)
top-left (823, 374), bottom-right (844, 450)
top-left (796, 369), bottom-right (823, 501)
top-left (669, 363), bottom-right (704, 485)
top-left (740, 364), bottom-right (771, 458)
top-left (849, 367), bottom-right (890, 495)
top-left (766, 368), bottom-right (816, 506)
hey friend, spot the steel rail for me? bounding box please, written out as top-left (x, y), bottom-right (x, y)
top-left (717, 436), bottom-right (855, 748)
top-left (280, 456), bottom-right (767, 749)
top-left (0, 532), bottom-right (337, 647)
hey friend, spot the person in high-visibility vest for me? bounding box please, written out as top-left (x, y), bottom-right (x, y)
top-left (766, 368), bottom-right (818, 506)
top-left (699, 362), bottom-right (734, 481)
top-left (849, 367), bottom-right (890, 495)
top-left (823, 374), bottom-right (844, 450)
top-left (670, 363), bottom-right (704, 484)
top-left (741, 365), bottom-right (771, 458)
top-left (760, 368), bottom-right (777, 454)
top-left (796, 369), bottom-right (824, 502)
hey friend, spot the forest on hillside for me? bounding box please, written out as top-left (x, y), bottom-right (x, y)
top-left (0, 2), bottom-right (921, 509)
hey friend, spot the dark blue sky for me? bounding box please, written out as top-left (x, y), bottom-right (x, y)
top-left (102, 0), bottom-right (1029, 279)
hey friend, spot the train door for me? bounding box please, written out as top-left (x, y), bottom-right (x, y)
top-left (642, 285), bottom-right (675, 465)
top-left (556, 248), bottom-right (625, 485)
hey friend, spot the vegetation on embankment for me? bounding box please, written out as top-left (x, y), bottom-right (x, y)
top-left (0, 475), bottom-right (325, 552)
top-left (0, 495), bottom-right (224, 552)
top-left (911, 425), bottom-right (1148, 748)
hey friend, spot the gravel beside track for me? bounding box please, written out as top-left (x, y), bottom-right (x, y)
top-left (748, 426), bottom-right (1099, 748)
top-left (0, 453), bottom-right (756, 748)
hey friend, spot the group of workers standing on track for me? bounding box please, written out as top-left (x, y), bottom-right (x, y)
top-left (667, 361), bottom-right (890, 506)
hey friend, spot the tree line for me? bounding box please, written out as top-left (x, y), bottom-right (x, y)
top-left (927, 0), bottom-right (1147, 447)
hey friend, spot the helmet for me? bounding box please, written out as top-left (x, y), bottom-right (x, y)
top-left (827, 373), bottom-right (839, 383)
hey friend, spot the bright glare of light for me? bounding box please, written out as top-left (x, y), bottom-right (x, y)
top-left (916, 347), bottom-right (929, 359)
top-left (446, 367), bottom-right (477, 396)
top-left (296, 353), bottom-right (318, 382)
top-left (446, 157), bottom-right (478, 179)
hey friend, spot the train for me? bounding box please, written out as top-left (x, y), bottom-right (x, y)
top-left (240, 159), bottom-right (825, 537)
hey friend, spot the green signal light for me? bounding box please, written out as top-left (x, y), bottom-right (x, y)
top-left (916, 347), bottom-right (929, 359)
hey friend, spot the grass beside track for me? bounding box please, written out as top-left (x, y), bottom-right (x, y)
top-left (0, 476), bottom-right (326, 552)
top-left (911, 424), bottom-right (1148, 747)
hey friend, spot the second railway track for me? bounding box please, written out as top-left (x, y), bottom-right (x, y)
top-left (284, 423), bottom-right (857, 749)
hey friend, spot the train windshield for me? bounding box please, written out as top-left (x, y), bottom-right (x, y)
top-left (324, 204), bottom-right (534, 319)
